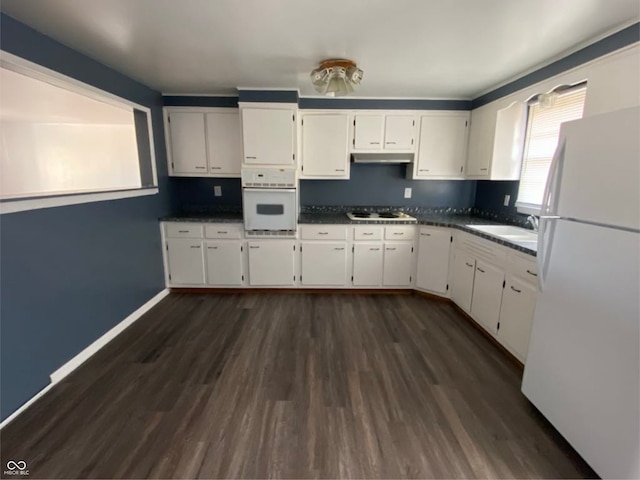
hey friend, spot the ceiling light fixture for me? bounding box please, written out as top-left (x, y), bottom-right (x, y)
top-left (310, 59), bottom-right (363, 97)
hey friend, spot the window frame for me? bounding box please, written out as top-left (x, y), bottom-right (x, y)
top-left (515, 82), bottom-right (587, 216)
top-left (0, 50), bottom-right (159, 214)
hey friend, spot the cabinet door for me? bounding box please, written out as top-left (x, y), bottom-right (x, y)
top-left (206, 112), bottom-right (241, 176)
top-left (466, 106), bottom-right (493, 177)
top-left (205, 241), bottom-right (243, 286)
top-left (383, 243), bottom-right (413, 287)
top-left (354, 115), bottom-right (384, 150)
top-left (166, 238), bottom-right (205, 285)
top-left (470, 260), bottom-right (505, 334)
top-left (168, 112), bottom-right (208, 174)
top-left (241, 108), bottom-right (295, 165)
top-left (451, 251), bottom-right (476, 312)
top-left (301, 114), bottom-right (350, 177)
top-left (415, 114), bottom-right (468, 177)
top-left (353, 243), bottom-right (383, 286)
top-left (248, 240), bottom-right (295, 286)
top-left (491, 102), bottom-right (526, 180)
top-left (498, 276), bottom-right (536, 362)
top-left (301, 242), bottom-right (348, 286)
top-left (384, 115), bottom-right (415, 150)
top-left (416, 228), bottom-right (451, 294)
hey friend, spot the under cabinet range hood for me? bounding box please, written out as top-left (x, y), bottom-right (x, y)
top-left (351, 153), bottom-right (414, 164)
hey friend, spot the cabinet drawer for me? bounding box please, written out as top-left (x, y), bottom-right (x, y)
top-left (204, 224), bottom-right (243, 239)
top-left (353, 226), bottom-right (383, 240)
top-left (385, 226), bottom-right (415, 240)
top-left (509, 251), bottom-right (538, 283)
top-left (165, 223), bottom-right (204, 238)
top-left (300, 225), bottom-right (347, 240)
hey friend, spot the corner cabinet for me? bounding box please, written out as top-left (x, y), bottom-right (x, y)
top-left (410, 112), bottom-right (470, 179)
top-left (164, 108), bottom-right (242, 177)
top-left (300, 113), bottom-right (350, 179)
top-left (241, 107), bottom-right (296, 166)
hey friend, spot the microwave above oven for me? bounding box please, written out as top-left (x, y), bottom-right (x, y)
top-left (242, 167), bottom-right (296, 188)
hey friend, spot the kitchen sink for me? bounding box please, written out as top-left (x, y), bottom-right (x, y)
top-left (465, 224), bottom-right (538, 242)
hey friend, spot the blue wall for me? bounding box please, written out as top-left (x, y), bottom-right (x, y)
top-left (474, 180), bottom-right (520, 213)
top-left (0, 14), bottom-right (171, 420)
top-left (301, 164), bottom-right (476, 207)
top-left (170, 177), bottom-right (242, 211)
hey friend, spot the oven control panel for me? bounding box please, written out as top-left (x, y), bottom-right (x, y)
top-left (242, 168), bottom-right (296, 187)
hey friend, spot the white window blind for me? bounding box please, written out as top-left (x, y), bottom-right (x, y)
top-left (516, 84), bottom-right (587, 214)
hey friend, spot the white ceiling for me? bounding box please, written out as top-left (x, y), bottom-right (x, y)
top-left (2, 0), bottom-right (639, 99)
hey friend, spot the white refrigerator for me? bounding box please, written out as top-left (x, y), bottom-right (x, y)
top-left (522, 106), bottom-right (640, 479)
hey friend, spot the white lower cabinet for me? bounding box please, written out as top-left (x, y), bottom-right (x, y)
top-left (498, 275), bottom-right (537, 362)
top-left (205, 241), bottom-right (243, 286)
top-left (451, 250), bottom-right (476, 312)
top-left (470, 261), bottom-right (505, 335)
top-left (353, 243), bottom-right (383, 286)
top-left (416, 227), bottom-right (451, 294)
top-left (248, 240), bottom-right (296, 286)
top-left (383, 243), bottom-right (413, 286)
top-left (301, 242), bottom-right (348, 286)
top-left (166, 238), bottom-right (205, 285)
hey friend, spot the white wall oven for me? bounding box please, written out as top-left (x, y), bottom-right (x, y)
top-left (242, 167), bottom-right (297, 237)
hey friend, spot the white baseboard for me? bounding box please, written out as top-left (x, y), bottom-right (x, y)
top-left (0, 288), bottom-right (170, 429)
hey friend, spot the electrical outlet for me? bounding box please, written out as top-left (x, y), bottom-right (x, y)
top-left (404, 187), bottom-right (412, 199)
top-left (504, 194), bottom-right (510, 206)
top-left (214, 186), bottom-right (222, 197)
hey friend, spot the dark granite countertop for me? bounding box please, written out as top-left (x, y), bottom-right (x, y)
top-left (162, 211), bottom-right (536, 256)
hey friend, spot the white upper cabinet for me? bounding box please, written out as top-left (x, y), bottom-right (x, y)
top-left (165, 108), bottom-right (242, 177)
top-left (206, 111), bottom-right (241, 176)
top-left (167, 112), bottom-right (208, 174)
top-left (384, 115), bottom-right (416, 150)
top-left (353, 114), bottom-right (384, 150)
top-left (300, 113), bottom-right (350, 179)
top-left (353, 113), bottom-right (416, 152)
top-left (241, 107), bottom-right (296, 166)
top-left (412, 112), bottom-right (469, 179)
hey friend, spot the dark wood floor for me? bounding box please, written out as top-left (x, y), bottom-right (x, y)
top-left (1, 293), bottom-right (596, 479)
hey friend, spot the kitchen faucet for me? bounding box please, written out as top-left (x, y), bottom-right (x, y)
top-left (526, 215), bottom-right (539, 232)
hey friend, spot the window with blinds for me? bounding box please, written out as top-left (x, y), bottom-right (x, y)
top-left (516, 83), bottom-right (587, 214)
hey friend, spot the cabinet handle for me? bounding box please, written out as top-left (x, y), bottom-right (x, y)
top-left (510, 286), bottom-right (522, 293)
top-left (386, 142), bottom-right (396, 145)
top-left (421, 233), bottom-right (431, 236)
top-left (335, 169), bottom-right (345, 172)
top-left (195, 166), bottom-right (206, 169)
top-left (207, 246), bottom-right (218, 249)
top-left (419, 169), bottom-right (429, 172)
top-left (480, 168), bottom-right (488, 171)
top-left (217, 231), bottom-right (228, 234)
top-left (190, 245), bottom-right (201, 249)
top-left (246, 156), bottom-right (257, 160)
top-left (318, 232), bottom-right (329, 235)
top-left (362, 232), bottom-right (374, 236)
top-left (526, 269), bottom-right (538, 277)
top-left (393, 232), bottom-right (404, 236)
top-left (178, 230), bottom-right (190, 233)
top-left (334, 247), bottom-right (345, 251)
top-left (369, 142), bottom-right (380, 145)
top-left (211, 167), bottom-right (222, 170)
top-left (249, 246), bottom-right (260, 249)
top-left (477, 267), bottom-right (485, 273)
top-left (386, 247), bottom-right (396, 251)
top-left (465, 262), bottom-right (473, 268)
top-left (369, 247), bottom-right (380, 251)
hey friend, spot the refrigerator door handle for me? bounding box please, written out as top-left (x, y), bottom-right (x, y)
top-left (538, 136), bottom-right (566, 290)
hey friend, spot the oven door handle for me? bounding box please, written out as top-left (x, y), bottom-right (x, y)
top-left (243, 187), bottom-right (296, 193)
